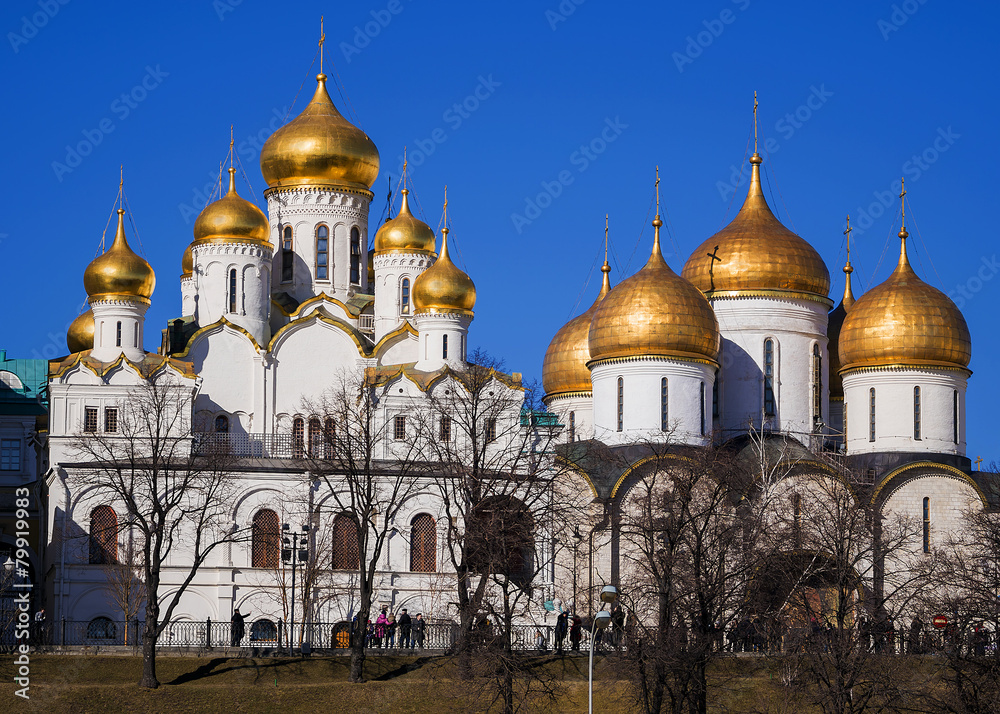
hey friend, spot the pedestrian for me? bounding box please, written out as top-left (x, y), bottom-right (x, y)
top-left (570, 614), bottom-right (582, 652)
top-left (231, 608), bottom-right (248, 647)
top-left (413, 613), bottom-right (426, 649)
top-left (534, 629), bottom-right (547, 652)
top-left (33, 608), bottom-right (46, 646)
top-left (398, 608), bottom-right (412, 649)
top-left (387, 611), bottom-right (397, 648)
top-left (375, 608), bottom-right (388, 648)
top-left (555, 610), bottom-right (569, 654)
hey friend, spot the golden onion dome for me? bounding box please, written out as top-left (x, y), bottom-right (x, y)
top-left (839, 229), bottom-right (971, 371)
top-left (542, 262), bottom-right (613, 398)
top-left (181, 242), bottom-right (194, 277)
top-left (260, 74), bottom-right (379, 191)
top-left (373, 189), bottom-right (437, 255)
top-left (412, 227), bottom-right (476, 315)
top-left (192, 168), bottom-right (270, 246)
top-left (67, 308), bottom-right (95, 353)
top-left (589, 217), bottom-right (720, 364)
top-left (682, 153), bottom-right (830, 302)
top-left (84, 208), bottom-right (156, 303)
top-left (827, 262), bottom-right (856, 398)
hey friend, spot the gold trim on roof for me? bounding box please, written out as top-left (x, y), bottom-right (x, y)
top-left (871, 461), bottom-right (986, 507)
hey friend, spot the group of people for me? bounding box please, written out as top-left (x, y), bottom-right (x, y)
top-left (550, 607), bottom-right (626, 654)
top-left (354, 607), bottom-right (426, 649)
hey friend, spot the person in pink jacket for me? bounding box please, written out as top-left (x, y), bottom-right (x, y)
top-left (375, 607), bottom-right (389, 648)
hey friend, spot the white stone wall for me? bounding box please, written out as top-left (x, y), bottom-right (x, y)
top-left (373, 252), bottom-right (433, 342)
top-left (842, 367), bottom-right (967, 456)
top-left (592, 358), bottom-right (715, 446)
top-left (89, 299), bottom-right (148, 362)
top-left (180, 275), bottom-right (196, 317)
top-left (413, 313), bottom-right (471, 371)
top-left (191, 242), bottom-right (273, 345)
top-left (881, 472), bottom-right (982, 556)
top-left (545, 393), bottom-right (593, 443)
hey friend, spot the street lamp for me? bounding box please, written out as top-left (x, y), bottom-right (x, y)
top-left (589, 585), bottom-right (619, 714)
top-left (2, 556), bottom-right (14, 650)
top-left (281, 524), bottom-right (310, 656)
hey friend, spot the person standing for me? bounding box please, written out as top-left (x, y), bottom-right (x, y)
top-left (33, 608), bottom-right (46, 647)
top-left (398, 608), bottom-right (412, 649)
top-left (570, 614), bottom-right (582, 652)
top-left (413, 613), bottom-right (426, 649)
top-left (375, 608), bottom-right (388, 648)
top-left (555, 610), bottom-right (569, 654)
top-left (387, 611), bottom-right (397, 648)
top-left (231, 608), bottom-right (248, 647)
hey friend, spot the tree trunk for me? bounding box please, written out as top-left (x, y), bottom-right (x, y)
top-left (349, 600), bottom-right (371, 683)
top-left (139, 617), bottom-right (159, 688)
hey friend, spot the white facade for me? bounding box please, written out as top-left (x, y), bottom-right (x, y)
top-left (373, 251), bottom-right (433, 342)
top-left (191, 241), bottom-right (273, 345)
top-left (89, 298), bottom-right (149, 363)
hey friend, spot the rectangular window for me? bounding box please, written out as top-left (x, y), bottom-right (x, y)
top-left (400, 278), bottom-right (410, 315)
top-left (84, 407), bottom-right (99, 433)
top-left (616, 377), bottom-right (624, 432)
top-left (350, 227), bottom-right (361, 284)
top-left (442, 334), bottom-right (448, 360)
top-left (922, 497), bottom-right (930, 553)
top-left (700, 381), bottom-right (706, 436)
top-left (763, 339), bottom-right (775, 417)
top-left (0, 439), bottom-right (20, 471)
top-left (116, 321), bottom-right (122, 347)
top-left (953, 390), bottom-right (959, 444)
top-left (104, 408), bottom-right (118, 433)
top-left (913, 386), bottom-right (921, 440)
top-left (439, 415), bottom-right (451, 442)
top-left (316, 225), bottom-right (329, 281)
top-left (660, 378), bottom-right (668, 431)
top-left (394, 415), bottom-right (406, 441)
top-left (485, 418), bottom-right (497, 444)
top-left (229, 269), bottom-right (237, 313)
top-left (812, 344), bottom-right (822, 425)
top-left (282, 226), bottom-right (294, 282)
top-left (568, 411), bottom-right (575, 442)
top-left (712, 378), bottom-right (719, 418)
top-left (869, 388), bottom-right (876, 442)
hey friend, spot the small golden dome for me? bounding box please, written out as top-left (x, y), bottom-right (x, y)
top-left (827, 263), bottom-right (855, 398)
top-left (839, 230), bottom-right (971, 371)
top-left (181, 243), bottom-right (193, 277)
top-left (543, 262), bottom-right (612, 398)
top-left (373, 189), bottom-right (437, 255)
top-left (412, 227), bottom-right (476, 315)
top-left (67, 308), bottom-right (95, 353)
top-left (84, 209), bottom-right (156, 303)
top-left (260, 74), bottom-right (379, 191)
top-left (192, 168), bottom-right (270, 246)
top-left (682, 153), bottom-right (830, 302)
top-left (589, 217), bottom-right (720, 364)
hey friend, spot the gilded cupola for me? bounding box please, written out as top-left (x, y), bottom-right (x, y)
top-left (83, 208), bottom-right (156, 303)
top-left (259, 73), bottom-right (380, 191)
top-left (181, 243), bottom-right (193, 278)
top-left (411, 227), bottom-right (476, 315)
top-left (192, 168), bottom-right (270, 246)
top-left (373, 189), bottom-right (437, 256)
top-left (543, 260), bottom-right (612, 399)
top-left (589, 215), bottom-right (720, 365)
top-left (66, 308), bottom-right (95, 353)
top-left (681, 152), bottom-right (830, 303)
top-left (839, 223), bottom-right (971, 372)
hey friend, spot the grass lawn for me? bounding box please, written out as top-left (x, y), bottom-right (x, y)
top-left (0, 652), bottom-right (798, 713)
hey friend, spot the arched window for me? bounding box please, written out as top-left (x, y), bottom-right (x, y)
top-left (281, 225), bottom-right (294, 282)
top-left (350, 227), bottom-right (362, 284)
top-left (913, 386), bottom-right (921, 440)
top-left (712, 378), bottom-right (719, 418)
top-left (251, 509), bottom-right (279, 568)
top-left (869, 388), bottom-right (876, 442)
top-left (485, 418), bottom-right (497, 444)
top-left (812, 344), bottom-right (822, 424)
top-left (442, 334), bottom-right (448, 360)
top-left (568, 411), bottom-right (575, 442)
top-left (308, 417), bottom-right (321, 457)
top-left (953, 390), bottom-right (959, 444)
top-left (400, 278), bottom-right (410, 315)
top-left (251, 619), bottom-right (278, 643)
top-left (89, 506), bottom-right (118, 565)
top-left (332, 514), bottom-right (360, 569)
top-left (324, 417), bottom-right (336, 454)
top-left (468, 497), bottom-right (533, 584)
top-left (616, 377), bottom-right (624, 432)
top-left (700, 381), bottom-right (706, 436)
top-left (660, 378), bottom-right (668, 432)
top-left (292, 417), bottom-right (305, 459)
top-left (410, 514), bottom-right (437, 572)
top-left (229, 269), bottom-right (238, 313)
top-left (922, 497), bottom-right (931, 553)
top-left (87, 617), bottom-right (117, 640)
top-left (315, 224), bottom-right (329, 280)
top-left (116, 321), bottom-right (122, 347)
top-left (792, 493), bottom-right (802, 547)
top-left (763, 339), bottom-right (775, 417)
top-left (215, 415), bottom-right (229, 433)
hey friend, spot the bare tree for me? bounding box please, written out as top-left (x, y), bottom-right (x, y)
top-left (68, 367), bottom-right (243, 688)
top-left (102, 527), bottom-right (146, 644)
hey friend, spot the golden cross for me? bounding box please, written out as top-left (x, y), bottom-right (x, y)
top-left (753, 91), bottom-right (759, 154)
top-left (604, 213), bottom-right (609, 263)
top-left (900, 176), bottom-right (906, 225)
top-left (975, 456), bottom-right (983, 471)
top-left (443, 185), bottom-right (448, 225)
top-left (319, 16), bottom-right (325, 71)
top-left (230, 124), bottom-right (234, 168)
top-left (844, 215), bottom-right (852, 263)
top-left (655, 165), bottom-right (660, 216)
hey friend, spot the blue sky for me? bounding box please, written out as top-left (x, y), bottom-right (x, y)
top-left (3, 0), bottom-right (998, 461)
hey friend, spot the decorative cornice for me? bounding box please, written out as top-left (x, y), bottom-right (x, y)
top-left (172, 315), bottom-right (263, 358)
top-left (268, 310), bottom-right (370, 357)
top-left (373, 322), bottom-right (419, 357)
top-left (543, 390), bottom-right (592, 405)
top-left (841, 361), bottom-right (972, 377)
top-left (587, 353), bottom-right (718, 370)
top-left (871, 460), bottom-right (987, 507)
top-left (705, 288), bottom-right (833, 308)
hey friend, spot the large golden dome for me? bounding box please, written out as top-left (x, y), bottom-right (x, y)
top-left (682, 153), bottom-right (830, 302)
top-left (192, 168), bottom-right (270, 246)
top-left (260, 74), bottom-right (379, 191)
top-left (589, 218), bottom-right (720, 364)
top-left (84, 209), bottom-right (155, 303)
top-left (827, 263), bottom-right (855, 398)
top-left (542, 262), bottom-right (612, 398)
top-left (373, 189), bottom-right (436, 255)
top-left (412, 228), bottom-right (476, 315)
top-left (67, 308), bottom-right (95, 353)
top-left (839, 230), bottom-right (971, 371)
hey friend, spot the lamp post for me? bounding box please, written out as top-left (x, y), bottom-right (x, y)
top-left (589, 585), bottom-right (619, 714)
top-left (281, 524), bottom-right (310, 656)
top-left (2, 556), bottom-right (13, 650)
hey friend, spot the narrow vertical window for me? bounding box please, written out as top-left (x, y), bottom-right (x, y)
top-left (439, 415), bottom-right (451, 442)
top-left (568, 411), bottom-right (575, 442)
top-left (229, 269), bottom-right (237, 313)
top-left (324, 417), bottom-right (336, 454)
top-left (350, 227), bottom-right (361, 284)
top-left (442, 334), bottom-right (449, 360)
top-left (843, 400), bottom-right (848, 441)
top-left (922, 497), bottom-right (930, 553)
top-left (410, 514), bottom-right (437, 572)
top-left (616, 377), bottom-right (624, 432)
top-left (332, 514), bottom-right (360, 569)
top-left (812, 344), bottom-right (822, 424)
top-left (400, 278), bottom-right (410, 315)
top-left (763, 339), bottom-right (775, 417)
top-left (660, 378), bottom-right (668, 432)
top-left (315, 225), bottom-right (329, 280)
top-left (134, 324), bottom-right (138, 348)
top-left (89, 506), bottom-right (118, 565)
top-left (953, 390), bottom-right (959, 444)
top-left (485, 418), bottom-right (497, 444)
top-left (251, 509), bottom-right (280, 568)
top-left (281, 225), bottom-right (294, 282)
top-left (712, 378), bottom-right (719, 418)
top-left (913, 386), bottom-right (921, 440)
top-left (394, 415), bottom-right (406, 440)
top-left (292, 417), bottom-right (304, 458)
top-left (700, 381), bottom-right (706, 436)
top-left (869, 388), bottom-right (876, 442)
top-left (308, 417), bottom-right (321, 457)
top-left (104, 408), bottom-right (118, 433)
top-left (792, 493), bottom-right (802, 546)
top-left (116, 321), bottom-right (122, 347)
top-left (84, 407), bottom-right (98, 433)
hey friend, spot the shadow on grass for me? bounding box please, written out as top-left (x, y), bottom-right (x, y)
top-left (166, 657), bottom-right (349, 686)
top-left (371, 656), bottom-right (438, 681)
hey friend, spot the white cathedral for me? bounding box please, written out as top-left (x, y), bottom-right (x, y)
top-left (41, 56), bottom-right (993, 644)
